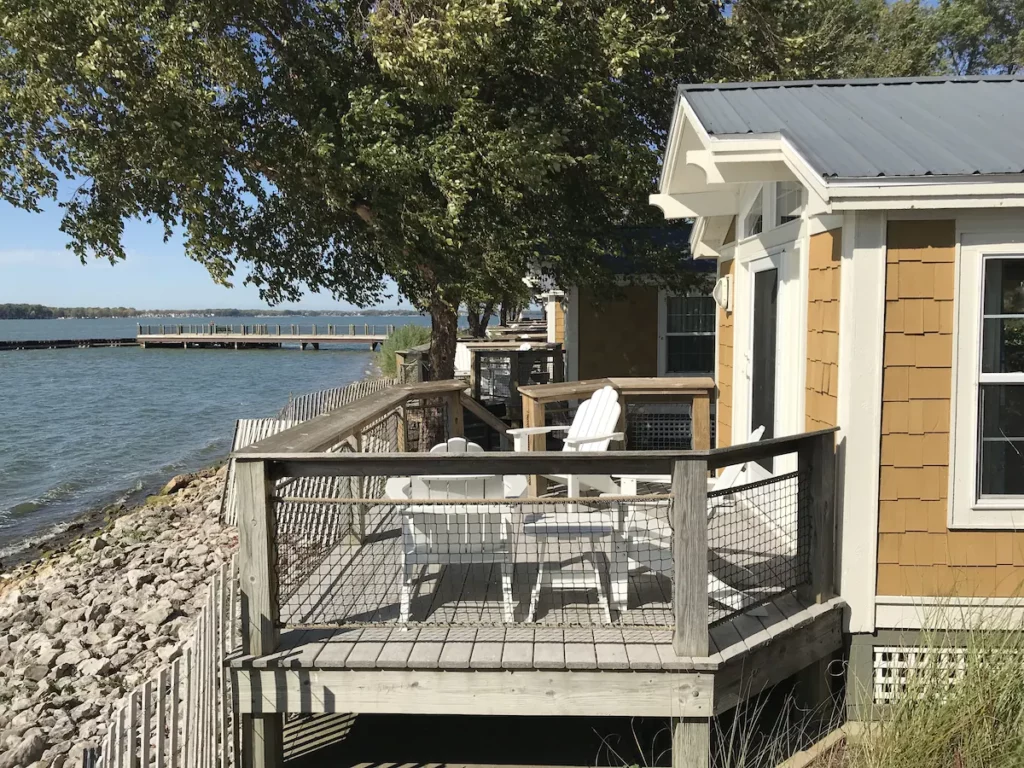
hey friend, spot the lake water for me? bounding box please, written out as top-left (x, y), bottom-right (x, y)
top-left (0, 315), bottom-right (429, 557)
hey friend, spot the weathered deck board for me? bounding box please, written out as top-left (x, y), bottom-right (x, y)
top-left (234, 595), bottom-right (844, 679)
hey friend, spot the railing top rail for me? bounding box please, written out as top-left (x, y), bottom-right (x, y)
top-left (518, 376), bottom-right (716, 403)
top-left (239, 427), bottom-right (838, 475)
top-left (235, 379), bottom-right (466, 455)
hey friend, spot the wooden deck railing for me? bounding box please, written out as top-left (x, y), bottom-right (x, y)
top-left (231, 378), bottom-right (837, 767)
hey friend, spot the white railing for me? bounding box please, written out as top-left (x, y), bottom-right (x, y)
top-left (88, 558), bottom-right (239, 768)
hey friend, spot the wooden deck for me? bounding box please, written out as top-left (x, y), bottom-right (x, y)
top-left (231, 595), bottom-right (844, 717)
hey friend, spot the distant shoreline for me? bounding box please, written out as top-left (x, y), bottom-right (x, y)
top-left (0, 305), bottom-right (425, 320)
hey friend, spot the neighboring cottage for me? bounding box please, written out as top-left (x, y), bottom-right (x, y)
top-left (653, 75), bottom-right (1024, 713)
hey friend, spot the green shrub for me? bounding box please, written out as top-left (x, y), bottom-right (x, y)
top-left (375, 324), bottom-right (431, 377)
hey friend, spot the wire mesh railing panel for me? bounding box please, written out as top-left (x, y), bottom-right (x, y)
top-left (272, 489), bottom-right (676, 629)
top-left (476, 352), bottom-right (513, 402)
top-left (706, 467), bottom-right (808, 624)
top-left (626, 402), bottom-right (718, 451)
top-left (276, 411), bottom-right (402, 613)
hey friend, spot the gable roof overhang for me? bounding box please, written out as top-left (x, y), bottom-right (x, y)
top-left (653, 82), bottom-right (1024, 224)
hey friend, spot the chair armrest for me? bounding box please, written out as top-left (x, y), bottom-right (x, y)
top-left (506, 426), bottom-right (571, 436)
top-left (563, 432), bottom-right (625, 447)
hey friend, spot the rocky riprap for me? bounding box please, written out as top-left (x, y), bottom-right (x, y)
top-left (0, 467), bottom-right (236, 768)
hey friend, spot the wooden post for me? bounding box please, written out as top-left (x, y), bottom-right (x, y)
top-left (397, 405), bottom-right (408, 453)
top-left (671, 458), bottom-right (710, 768)
top-left (691, 392), bottom-right (711, 451)
top-left (552, 344), bottom-right (565, 383)
top-left (522, 393), bottom-right (547, 495)
top-left (445, 391), bottom-right (465, 438)
top-left (236, 460), bottom-right (283, 768)
top-left (798, 432), bottom-right (837, 604)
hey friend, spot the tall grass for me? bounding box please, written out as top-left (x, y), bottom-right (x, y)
top-left (374, 324), bottom-right (431, 377)
top-left (846, 617), bottom-right (1024, 768)
top-left (708, 613), bottom-right (1024, 768)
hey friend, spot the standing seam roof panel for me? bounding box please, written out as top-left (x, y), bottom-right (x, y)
top-left (680, 78), bottom-right (1024, 179)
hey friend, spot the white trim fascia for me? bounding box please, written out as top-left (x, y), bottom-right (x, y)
top-left (876, 596), bottom-right (1024, 630)
top-left (657, 92), bottom-right (687, 193)
top-left (837, 210), bottom-right (886, 633)
top-left (732, 218), bottom-right (803, 264)
top-left (807, 214), bottom-right (845, 236)
top-left (565, 287), bottom-right (579, 382)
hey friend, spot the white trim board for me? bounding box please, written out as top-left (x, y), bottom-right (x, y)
top-left (876, 596), bottom-right (1024, 630)
top-left (837, 211), bottom-right (887, 633)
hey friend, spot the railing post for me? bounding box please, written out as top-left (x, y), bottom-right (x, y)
top-left (235, 459), bottom-right (283, 768)
top-left (798, 432), bottom-right (837, 604)
top-left (521, 392), bottom-right (547, 495)
top-left (446, 391), bottom-right (465, 438)
top-left (691, 392), bottom-right (711, 451)
top-left (671, 457), bottom-right (710, 768)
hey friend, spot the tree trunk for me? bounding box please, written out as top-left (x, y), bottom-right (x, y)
top-left (429, 297), bottom-right (458, 381)
top-left (425, 297), bottom-right (459, 447)
top-left (466, 300), bottom-right (495, 338)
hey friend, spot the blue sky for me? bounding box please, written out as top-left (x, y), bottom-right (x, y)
top-left (0, 194), bottom-right (404, 311)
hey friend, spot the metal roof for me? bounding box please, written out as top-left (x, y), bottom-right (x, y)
top-left (679, 76), bottom-right (1024, 179)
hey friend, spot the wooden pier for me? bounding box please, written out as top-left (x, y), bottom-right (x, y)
top-left (136, 323), bottom-right (395, 350)
top-left (0, 337), bottom-right (139, 351)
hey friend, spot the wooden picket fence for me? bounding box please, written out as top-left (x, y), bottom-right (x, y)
top-left (86, 558), bottom-right (240, 767)
top-left (278, 376), bottom-right (398, 422)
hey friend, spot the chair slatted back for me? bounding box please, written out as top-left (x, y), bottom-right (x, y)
top-left (563, 386), bottom-right (620, 453)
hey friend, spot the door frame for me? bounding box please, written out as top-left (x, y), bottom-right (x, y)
top-left (733, 240), bottom-right (805, 470)
top-left (746, 253), bottom-right (783, 443)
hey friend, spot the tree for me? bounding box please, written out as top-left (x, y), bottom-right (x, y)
top-left (0, 0), bottom-right (727, 382)
top-left (933, 0), bottom-right (1024, 74)
top-left (726, 0), bottom-right (939, 80)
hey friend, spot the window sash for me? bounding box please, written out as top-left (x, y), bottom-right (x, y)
top-left (975, 255), bottom-right (1024, 499)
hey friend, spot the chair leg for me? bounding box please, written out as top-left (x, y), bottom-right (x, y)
top-left (400, 560), bottom-right (416, 624)
top-left (527, 538), bottom-right (548, 623)
top-left (609, 547), bottom-right (629, 616)
top-left (501, 561), bottom-right (514, 624)
top-left (588, 552), bottom-right (612, 625)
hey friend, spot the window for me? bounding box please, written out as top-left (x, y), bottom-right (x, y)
top-left (664, 295), bottom-right (716, 375)
top-left (952, 243), bottom-right (1024, 528)
top-left (743, 188), bottom-right (763, 238)
top-left (977, 257), bottom-right (1024, 497)
top-left (775, 181), bottom-right (802, 226)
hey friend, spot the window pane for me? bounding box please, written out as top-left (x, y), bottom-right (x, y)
top-left (982, 318), bottom-right (1024, 373)
top-left (979, 384), bottom-right (1024, 495)
top-left (667, 296), bottom-right (715, 334)
top-left (775, 181), bottom-right (802, 226)
top-left (667, 335), bottom-right (714, 374)
top-left (743, 189), bottom-right (763, 237)
top-left (983, 258), bottom-right (1024, 314)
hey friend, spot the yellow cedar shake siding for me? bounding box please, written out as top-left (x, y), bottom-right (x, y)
top-left (876, 220), bottom-right (1024, 599)
top-left (806, 229), bottom-right (842, 431)
top-left (717, 259), bottom-right (735, 448)
top-left (576, 285), bottom-right (659, 380)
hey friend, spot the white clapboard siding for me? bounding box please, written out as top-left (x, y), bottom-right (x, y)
top-left (90, 557), bottom-right (239, 768)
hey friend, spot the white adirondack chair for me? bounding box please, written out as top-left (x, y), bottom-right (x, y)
top-left (507, 386), bottom-right (625, 496)
top-left (611, 426), bottom-right (771, 616)
top-left (399, 438), bottom-right (516, 624)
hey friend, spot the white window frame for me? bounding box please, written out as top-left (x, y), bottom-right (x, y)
top-left (738, 182), bottom-right (805, 243)
top-left (951, 235), bottom-right (1024, 528)
top-left (657, 289), bottom-right (717, 377)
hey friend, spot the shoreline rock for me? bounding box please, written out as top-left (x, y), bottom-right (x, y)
top-left (0, 466), bottom-right (237, 767)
